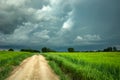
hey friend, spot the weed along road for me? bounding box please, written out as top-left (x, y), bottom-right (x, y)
top-left (6, 55), bottom-right (59, 80)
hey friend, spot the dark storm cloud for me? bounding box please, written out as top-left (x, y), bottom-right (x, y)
top-left (0, 0), bottom-right (120, 50)
top-left (70, 0), bottom-right (120, 45)
top-left (0, 0), bottom-right (49, 34)
top-left (26, 0), bottom-right (49, 9)
top-left (73, 0), bottom-right (120, 35)
top-left (0, 1), bottom-right (27, 34)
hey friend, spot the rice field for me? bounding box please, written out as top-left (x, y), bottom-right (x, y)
top-left (43, 52), bottom-right (120, 80)
top-left (0, 51), bottom-right (34, 80)
top-left (0, 51), bottom-right (119, 80)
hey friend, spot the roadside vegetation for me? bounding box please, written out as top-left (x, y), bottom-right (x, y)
top-left (0, 51), bottom-right (35, 80)
top-left (43, 52), bottom-right (120, 80)
top-left (0, 46), bottom-right (119, 80)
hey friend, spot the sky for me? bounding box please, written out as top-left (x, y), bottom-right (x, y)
top-left (0, 0), bottom-right (120, 51)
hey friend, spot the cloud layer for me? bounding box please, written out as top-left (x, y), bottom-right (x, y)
top-left (0, 0), bottom-right (120, 50)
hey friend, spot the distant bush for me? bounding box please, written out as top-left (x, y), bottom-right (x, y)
top-left (103, 47), bottom-right (117, 52)
top-left (41, 47), bottom-right (56, 52)
top-left (8, 48), bottom-right (14, 51)
top-left (41, 47), bottom-right (48, 52)
top-left (68, 48), bottom-right (75, 52)
top-left (113, 47), bottom-right (117, 51)
top-left (21, 49), bottom-right (40, 53)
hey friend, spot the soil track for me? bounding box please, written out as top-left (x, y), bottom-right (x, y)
top-left (6, 55), bottom-right (59, 80)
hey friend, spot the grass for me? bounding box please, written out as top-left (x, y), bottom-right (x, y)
top-left (43, 52), bottom-right (120, 80)
top-left (0, 51), bottom-right (35, 80)
top-left (48, 61), bottom-right (70, 80)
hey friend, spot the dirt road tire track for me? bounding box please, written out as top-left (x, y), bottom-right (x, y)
top-left (6, 55), bottom-right (59, 80)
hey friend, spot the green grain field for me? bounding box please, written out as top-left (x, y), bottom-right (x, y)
top-left (0, 51), bottom-right (120, 80)
top-left (0, 51), bottom-right (34, 80)
top-left (43, 52), bottom-right (120, 80)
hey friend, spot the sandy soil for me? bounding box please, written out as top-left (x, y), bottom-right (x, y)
top-left (6, 55), bottom-right (59, 80)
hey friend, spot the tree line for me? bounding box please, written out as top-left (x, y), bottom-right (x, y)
top-left (8, 46), bottom-right (119, 53)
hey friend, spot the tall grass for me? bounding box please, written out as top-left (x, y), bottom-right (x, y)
top-left (48, 61), bottom-right (70, 80)
top-left (0, 51), bottom-right (34, 80)
top-left (57, 52), bottom-right (120, 80)
top-left (43, 52), bottom-right (120, 80)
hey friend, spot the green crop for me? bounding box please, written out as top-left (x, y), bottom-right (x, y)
top-left (0, 51), bottom-right (34, 80)
top-left (43, 52), bottom-right (120, 80)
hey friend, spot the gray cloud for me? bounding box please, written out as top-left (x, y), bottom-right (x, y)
top-left (0, 0), bottom-right (50, 34)
top-left (0, 0), bottom-right (120, 50)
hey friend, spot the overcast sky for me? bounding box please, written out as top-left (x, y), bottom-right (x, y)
top-left (0, 0), bottom-right (120, 51)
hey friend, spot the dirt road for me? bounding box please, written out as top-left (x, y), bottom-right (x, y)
top-left (6, 55), bottom-right (59, 80)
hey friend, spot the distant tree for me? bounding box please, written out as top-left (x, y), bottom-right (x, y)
top-left (41, 47), bottom-right (56, 52)
top-left (108, 47), bottom-right (112, 51)
top-left (41, 47), bottom-right (48, 52)
top-left (68, 48), bottom-right (74, 52)
top-left (8, 48), bottom-right (14, 51)
top-left (113, 47), bottom-right (117, 51)
top-left (103, 47), bottom-right (113, 52)
top-left (97, 50), bottom-right (102, 52)
top-left (30, 49), bottom-right (40, 52)
top-left (21, 49), bottom-right (40, 53)
top-left (21, 49), bottom-right (25, 52)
